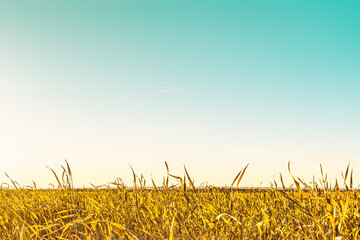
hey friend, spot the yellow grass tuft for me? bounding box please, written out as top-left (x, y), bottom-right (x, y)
top-left (0, 161), bottom-right (359, 239)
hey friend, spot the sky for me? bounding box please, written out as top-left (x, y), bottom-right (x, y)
top-left (1, 1), bottom-right (360, 188)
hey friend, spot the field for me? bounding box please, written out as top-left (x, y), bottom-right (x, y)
top-left (0, 162), bottom-right (359, 239)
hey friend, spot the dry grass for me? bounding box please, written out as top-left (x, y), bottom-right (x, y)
top-left (0, 161), bottom-right (359, 239)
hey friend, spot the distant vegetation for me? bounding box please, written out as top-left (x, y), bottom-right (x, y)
top-left (0, 161), bottom-right (358, 239)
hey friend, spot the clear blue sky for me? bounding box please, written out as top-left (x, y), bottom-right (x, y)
top-left (1, 1), bottom-right (360, 188)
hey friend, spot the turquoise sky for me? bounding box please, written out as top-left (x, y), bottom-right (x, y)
top-left (1, 1), bottom-right (360, 188)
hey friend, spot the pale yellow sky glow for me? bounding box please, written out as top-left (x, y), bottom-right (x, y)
top-left (1, 1), bottom-right (360, 188)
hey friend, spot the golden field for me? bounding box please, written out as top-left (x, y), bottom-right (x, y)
top-left (0, 162), bottom-right (359, 239)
